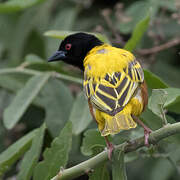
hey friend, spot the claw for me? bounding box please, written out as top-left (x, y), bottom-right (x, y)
top-left (104, 136), bottom-right (114, 160)
top-left (132, 115), bottom-right (152, 147)
top-left (144, 129), bottom-right (150, 146)
top-left (108, 143), bottom-right (114, 160)
top-left (143, 125), bottom-right (152, 147)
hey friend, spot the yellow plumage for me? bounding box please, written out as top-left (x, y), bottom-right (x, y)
top-left (83, 44), bottom-right (144, 136)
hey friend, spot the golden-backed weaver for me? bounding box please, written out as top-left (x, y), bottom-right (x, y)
top-left (48, 33), bottom-right (151, 159)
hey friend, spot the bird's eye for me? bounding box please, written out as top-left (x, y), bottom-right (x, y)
top-left (65, 43), bottom-right (72, 50)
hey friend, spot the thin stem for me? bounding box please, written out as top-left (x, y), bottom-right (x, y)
top-left (101, 9), bottom-right (125, 46)
top-left (52, 72), bottom-right (82, 85)
top-left (160, 105), bottom-right (168, 126)
top-left (0, 67), bottom-right (41, 76)
top-left (137, 38), bottom-right (180, 55)
top-left (51, 122), bottom-right (180, 180)
top-left (0, 68), bottom-right (83, 85)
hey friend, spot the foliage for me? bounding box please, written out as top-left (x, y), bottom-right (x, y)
top-left (69, 92), bottom-right (92, 135)
top-left (3, 73), bottom-right (51, 129)
top-left (0, 129), bottom-right (37, 177)
top-left (33, 121), bottom-right (72, 180)
top-left (124, 14), bottom-right (150, 52)
top-left (0, 0), bottom-right (180, 180)
top-left (17, 123), bottom-right (46, 180)
top-left (112, 149), bottom-right (127, 180)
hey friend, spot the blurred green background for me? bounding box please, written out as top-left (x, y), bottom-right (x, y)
top-left (0, 0), bottom-right (180, 180)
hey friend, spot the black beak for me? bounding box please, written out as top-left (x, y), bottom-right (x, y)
top-left (48, 51), bottom-right (66, 62)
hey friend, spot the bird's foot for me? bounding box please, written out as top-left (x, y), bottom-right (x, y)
top-left (144, 128), bottom-right (152, 147)
top-left (132, 115), bottom-right (152, 147)
top-left (107, 142), bottom-right (114, 160)
top-left (104, 136), bottom-right (114, 160)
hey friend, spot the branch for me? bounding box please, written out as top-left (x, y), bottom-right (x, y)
top-left (137, 38), bottom-right (180, 55)
top-left (101, 9), bottom-right (125, 46)
top-left (51, 122), bottom-right (180, 180)
top-left (0, 68), bottom-right (82, 85)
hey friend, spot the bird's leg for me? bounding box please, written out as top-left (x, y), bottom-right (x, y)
top-left (104, 136), bottom-right (114, 160)
top-left (88, 99), bottom-right (96, 121)
top-left (88, 99), bottom-right (114, 159)
top-left (132, 115), bottom-right (152, 147)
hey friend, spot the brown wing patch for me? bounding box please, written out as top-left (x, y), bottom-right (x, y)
top-left (140, 81), bottom-right (148, 111)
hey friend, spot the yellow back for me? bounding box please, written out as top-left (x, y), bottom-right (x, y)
top-left (84, 44), bottom-right (135, 79)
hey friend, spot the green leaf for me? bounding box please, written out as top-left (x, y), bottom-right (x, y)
top-left (8, 1), bottom-right (53, 61)
top-left (24, 54), bottom-right (63, 73)
top-left (39, 79), bottom-right (74, 137)
top-left (25, 54), bottom-right (44, 63)
top-left (124, 152), bottom-right (138, 163)
top-left (89, 163), bottom-right (110, 180)
top-left (148, 157), bottom-right (176, 180)
top-left (3, 73), bottom-right (50, 129)
top-left (117, 1), bottom-right (150, 34)
top-left (0, 68), bottom-right (34, 92)
top-left (9, 9), bottom-right (38, 61)
top-left (17, 124), bottom-right (46, 180)
top-left (112, 149), bottom-right (127, 180)
top-left (148, 89), bottom-right (168, 122)
top-left (0, 15), bottom-right (17, 52)
top-left (144, 69), bottom-right (168, 89)
top-left (0, 0), bottom-right (47, 13)
top-left (44, 30), bottom-right (110, 44)
top-left (0, 74), bottom-right (25, 92)
top-left (33, 121), bottom-right (72, 180)
top-left (164, 88), bottom-right (180, 113)
top-left (124, 14), bottom-right (150, 51)
top-left (45, 6), bottom-right (79, 57)
top-left (117, 0), bottom-right (161, 34)
top-left (69, 92), bottom-right (92, 135)
top-left (0, 129), bottom-right (37, 177)
top-left (81, 129), bottom-right (106, 156)
top-left (49, 7), bottom-right (78, 31)
top-left (140, 108), bottom-right (162, 130)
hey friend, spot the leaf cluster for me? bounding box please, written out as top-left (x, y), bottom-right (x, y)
top-left (0, 0), bottom-right (180, 180)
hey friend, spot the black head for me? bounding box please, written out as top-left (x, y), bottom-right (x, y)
top-left (48, 32), bottom-right (103, 70)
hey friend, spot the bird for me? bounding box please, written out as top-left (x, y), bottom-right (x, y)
top-left (48, 32), bottom-right (151, 159)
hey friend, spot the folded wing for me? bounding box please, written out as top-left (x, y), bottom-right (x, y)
top-left (84, 59), bottom-right (144, 116)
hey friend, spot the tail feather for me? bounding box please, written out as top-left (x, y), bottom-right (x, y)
top-left (101, 113), bottom-right (137, 136)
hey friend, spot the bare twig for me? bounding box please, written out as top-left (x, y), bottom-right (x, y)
top-left (137, 38), bottom-right (180, 55)
top-left (101, 9), bottom-right (125, 46)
